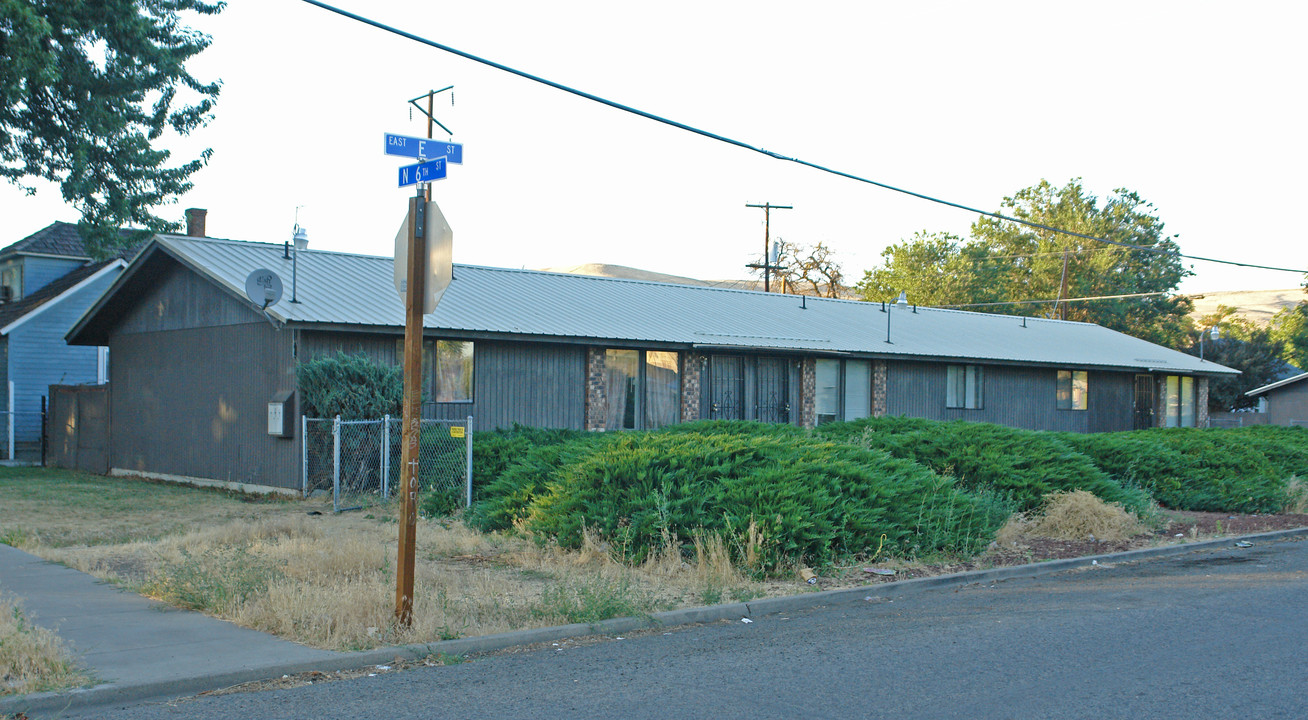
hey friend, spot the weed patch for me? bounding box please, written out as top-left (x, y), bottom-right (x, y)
top-left (0, 595), bottom-right (89, 696)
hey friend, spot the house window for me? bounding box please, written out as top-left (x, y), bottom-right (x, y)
top-left (946, 365), bottom-right (984, 409)
top-left (605, 349), bottom-right (680, 430)
top-left (1057, 370), bottom-right (1088, 410)
top-left (395, 339), bottom-right (475, 403)
top-left (816, 358), bottom-right (873, 425)
top-left (816, 359), bottom-right (840, 425)
top-left (1164, 375), bottom-right (1196, 428)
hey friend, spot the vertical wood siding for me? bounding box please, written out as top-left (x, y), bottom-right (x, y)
top-left (299, 332), bottom-right (584, 430)
top-left (110, 322), bottom-right (299, 488)
top-left (1267, 382), bottom-right (1308, 426)
top-left (885, 360), bottom-right (1136, 433)
top-left (115, 264), bottom-right (262, 334)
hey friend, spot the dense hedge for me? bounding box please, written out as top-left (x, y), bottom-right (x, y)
top-left (468, 426), bottom-right (1010, 570)
top-left (1062, 429), bottom-right (1291, 513)
top-left (815, 416), bottom-right (1153, 514)
top-left (454, 418), bottom-right (1306, 571)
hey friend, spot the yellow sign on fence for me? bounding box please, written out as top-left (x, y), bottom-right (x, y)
top-left (449, 426), bottom-right (466, 438)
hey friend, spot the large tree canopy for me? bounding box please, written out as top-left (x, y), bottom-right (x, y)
top-left (855, 180), bottom-right (1195, 347)
top-left (0, 0), bottom-right (223, 258)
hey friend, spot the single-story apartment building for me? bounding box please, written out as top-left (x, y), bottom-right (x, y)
top-left (1245, 372), bottom-right (1308, 427)
top-left (66, 228), bottom-right (1237, 493)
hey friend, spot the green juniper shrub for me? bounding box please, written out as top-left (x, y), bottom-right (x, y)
top-left (1221, 426), bottom-right (1308, 480)
top-left (817, 417), bottom-right (1151, 514)
top-left (487, 430), bottom-right (1010, 573)
top-left (296, 352), bottom-right (403, 419)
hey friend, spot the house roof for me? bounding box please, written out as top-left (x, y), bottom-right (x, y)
top-left (68, 234), bottom-right (1239, 376)
top-left (1, 222), bottom-right (148, 261)
top-left (0, 260), bottom-right (123, 335)
top-left (1246, 371), bottom-right (1308, 397)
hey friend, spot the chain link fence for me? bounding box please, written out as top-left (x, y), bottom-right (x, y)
top-left (302, 415), bottom-right (473, 513)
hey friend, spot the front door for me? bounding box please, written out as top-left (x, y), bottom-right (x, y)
top-left (756, 357), bottom-right (790, 423)
top-left (1133, 374), bottom-right (1155, 430)
top-left (710, 356), bottom-right (744, 420)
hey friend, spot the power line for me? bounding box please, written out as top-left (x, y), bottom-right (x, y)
top-left (300, 0), bottom-right (1308, 276)
top-left (935, 291), bottom-right (1171, 309)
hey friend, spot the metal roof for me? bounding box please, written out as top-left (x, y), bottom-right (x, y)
top-left (1246, 371), bottom-right (1308, 396)
top-left (77, 234), bottom-right (1238, 375)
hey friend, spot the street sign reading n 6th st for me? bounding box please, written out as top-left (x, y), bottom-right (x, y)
top-left (384, 133), bottom-right (463, 164)
top-left (397, 158), bottom-right (447, 188)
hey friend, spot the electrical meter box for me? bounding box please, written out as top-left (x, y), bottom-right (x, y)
top-left (268, 391), bottom-right (295, 438)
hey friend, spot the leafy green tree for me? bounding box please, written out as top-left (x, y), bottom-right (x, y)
top-left (856, 180), bottom-right (1194, 346)
top-left (0, 0), bottom-right (224, 258)
top-left (1268, 279), bottom-right (1308, 371)
top-left (969, 179), bottom-right (1194, 346)
top-left (1189, 306), bottom-right (1295, 411)
top-left (854, 231), bottom-right (1005, 307)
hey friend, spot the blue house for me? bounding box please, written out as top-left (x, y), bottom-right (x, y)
top-left (0, 223), bottom-right (127, 460)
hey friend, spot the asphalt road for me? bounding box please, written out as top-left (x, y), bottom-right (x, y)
top-left (71, 538), bottom-right (1308, 720)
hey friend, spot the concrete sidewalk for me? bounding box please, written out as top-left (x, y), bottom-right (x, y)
top-left (0, 544), bottom-right (340, 716)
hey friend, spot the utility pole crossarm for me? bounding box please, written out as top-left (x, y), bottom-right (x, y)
top-left (745, 202), bottom-right (793, 292)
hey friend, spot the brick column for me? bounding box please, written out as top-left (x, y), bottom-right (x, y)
top-left (680, 353), bottom-right (703, 422)
top-left (1197, 376), bottom-right (1210, 428)
top-left (799, 357), bottom-right (817, 429)
top-left (1155, 375), bottom-right (1168, 428)
top-left (872, 360), bottom-right (888, 417)
top-left (585, 347), bottom-right (607, 431)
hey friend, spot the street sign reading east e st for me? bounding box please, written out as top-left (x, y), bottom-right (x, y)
top-left (384, 133), bottom-right (463, 164)
top-left (397, 158), bottom-right (447, 188)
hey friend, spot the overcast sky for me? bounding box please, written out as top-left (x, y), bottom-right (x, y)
top-left (4, 0), bottom-right (1306, 296)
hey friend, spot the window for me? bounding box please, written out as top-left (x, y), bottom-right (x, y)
top-left (395, 339), bottom-right (475, 403)
top-left (946, 365), bottom-right (984, 409)
top-left (844, 360), bottom-right (872, 420)
top-left (1164, 375), bottom-right (1196, 428)
top-left (605, 349), bottom-right (680, 430)
top-left (1057, 370), bottom-right (1088, 410)
top-left (816, 358), bottom-right (872, 425)
top-left (816, 359), bottom-right (840, 425)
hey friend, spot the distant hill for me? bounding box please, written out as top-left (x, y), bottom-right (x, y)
top-left (1187, 288), bottom-right (1304, 326)
top-left (538, 263), bottom-right (758, 291)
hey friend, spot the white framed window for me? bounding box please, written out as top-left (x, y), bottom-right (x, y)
top-left (1164, 375), bottom-right (1196, 427)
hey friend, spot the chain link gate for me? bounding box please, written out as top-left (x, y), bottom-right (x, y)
top-left (302, 416), bottom-right (473, 513)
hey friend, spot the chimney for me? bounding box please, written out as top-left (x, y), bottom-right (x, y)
top-left (185, 208), bottom-right (207, 238)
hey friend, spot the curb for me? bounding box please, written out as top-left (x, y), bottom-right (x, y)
top-left (5, 526), bottom-right (1306, 717)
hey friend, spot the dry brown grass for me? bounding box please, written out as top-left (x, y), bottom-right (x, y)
top-left (1285, 477), bottom-right (1308, 514)
top-left (0, 595), bottom-right (89, 696)
top-left (997, 490), bottom-right (1147, 545)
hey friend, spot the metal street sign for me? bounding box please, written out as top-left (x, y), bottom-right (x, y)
top-left (394, 199), bottom-right (453, 314)
top-left (397, 158), bottom-right (447, 188)
top-left (384, 133), bottom-right (463, 164)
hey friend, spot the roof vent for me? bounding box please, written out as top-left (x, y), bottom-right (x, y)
top-left (185, 208), bottom-right (208, 238)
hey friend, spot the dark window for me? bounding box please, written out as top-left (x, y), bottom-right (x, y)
top-left (946, 365), bottom-right (984, 409)
top-left (395, 339), bottom-right (474, 403)
top-left (1057, 370), bottom-right (1088, 410)
top-left (606, 349), bottom-right (681, 430)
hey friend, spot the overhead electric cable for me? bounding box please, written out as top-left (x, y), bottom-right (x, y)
top-left (300, 0), bottom-right (1308, 275)
top-left (935, 291), bottom-right (1171, 309)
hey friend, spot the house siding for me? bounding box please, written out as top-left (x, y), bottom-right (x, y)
top-left (115, 263), bottom-right (260, 334)
top-left (1266, 381), bottom-right (1308, 426)
top-left (298, 331), bottom-right (585, 430)
top-left (22, 256), bottom-right (85, 296)
top-left (5, 269), bottom-right (119, 445)
top-left (885, 361), bottom-right (1134, 433)
top-left (110, 321), bottom-right (299, 488)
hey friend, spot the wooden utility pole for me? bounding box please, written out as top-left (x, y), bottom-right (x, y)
top-left (396, 189), bottom-right (426, 626)
top-left (395, 87), bottom-right (448, 626)
top-left (745, 202), bottom-right (792, 292)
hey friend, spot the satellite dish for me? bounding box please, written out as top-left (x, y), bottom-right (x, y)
top-left (245, 269), bottom-right (284, 310)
